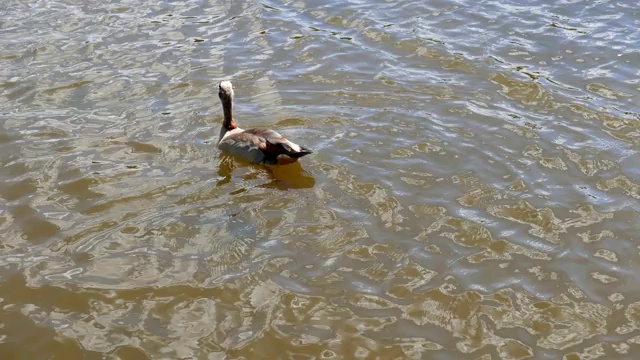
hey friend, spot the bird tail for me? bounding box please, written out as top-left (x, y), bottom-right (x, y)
top-left (289, 146), bottom-right (313, 158)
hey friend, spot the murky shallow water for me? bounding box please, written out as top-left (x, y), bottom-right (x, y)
top-left (1, 0), bottom-right (639, 358)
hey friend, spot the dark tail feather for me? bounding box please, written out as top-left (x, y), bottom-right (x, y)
top-left (290, 146), bottom-right (313, 158)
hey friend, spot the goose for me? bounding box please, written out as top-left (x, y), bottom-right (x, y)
top-left (216, 81), bottom-right (313, 165)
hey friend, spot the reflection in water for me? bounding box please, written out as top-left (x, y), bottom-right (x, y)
top-left (264, 162), bottom-right (316, 190)
top-left (0, 0), bottom-right (639, 358)
top-left (217, 153), bottom-right (315, 190)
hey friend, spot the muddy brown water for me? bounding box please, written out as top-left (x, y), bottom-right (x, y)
top-left (1, 0), bottom-right (639, 359)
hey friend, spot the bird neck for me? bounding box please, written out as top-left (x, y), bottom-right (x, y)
top-left (222, 98), bottom-right (237, 130)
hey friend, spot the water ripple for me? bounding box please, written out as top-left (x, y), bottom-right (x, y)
top-left (1, 0), bottom-right (639, 358)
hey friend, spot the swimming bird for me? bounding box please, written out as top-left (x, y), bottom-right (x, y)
top-left (216, 81), bottom-right (313, 165)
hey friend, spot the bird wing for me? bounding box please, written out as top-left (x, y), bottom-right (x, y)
top-left (221, 128), bottom-right (311, 165)
top-left (242, 128), bottom-right (300, 155)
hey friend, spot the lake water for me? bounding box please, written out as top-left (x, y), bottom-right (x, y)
top-left (1, 0), bottom-right (639, 359)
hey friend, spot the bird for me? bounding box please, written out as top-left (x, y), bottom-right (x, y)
top-left (216, 81), bottom-right (313, 165)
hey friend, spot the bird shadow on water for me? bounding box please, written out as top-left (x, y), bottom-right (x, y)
top-left (215, 153), bottom-right (315, 190)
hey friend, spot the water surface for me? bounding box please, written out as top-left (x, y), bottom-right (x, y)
top-left (1, 0), bottom-right (639, 358)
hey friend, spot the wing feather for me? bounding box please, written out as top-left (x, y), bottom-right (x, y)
top-left (221, 128), bottom-right (312, 165)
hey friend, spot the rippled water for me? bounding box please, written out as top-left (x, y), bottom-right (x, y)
top-left (1, 0), bottom-right (639, 358)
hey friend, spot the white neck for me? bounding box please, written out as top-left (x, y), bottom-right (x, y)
top-left (218, 126), bottom-right (243, 143)
top-left (218, 126), bottom-right (228, 143)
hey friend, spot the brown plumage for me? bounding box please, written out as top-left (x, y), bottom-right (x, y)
top-left (216, 81), bottom-right (313, 165)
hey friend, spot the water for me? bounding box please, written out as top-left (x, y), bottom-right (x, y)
top-left (1, 0), bottom-right (639, 358)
